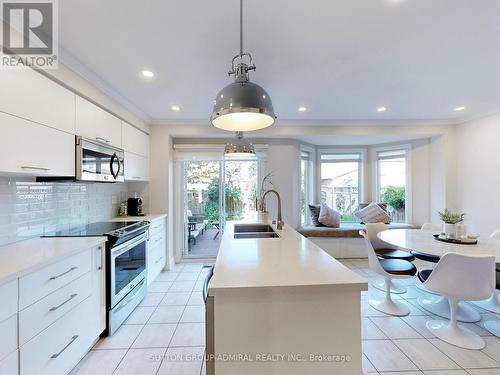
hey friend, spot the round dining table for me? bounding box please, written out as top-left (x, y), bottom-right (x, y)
top-left (378, 228), bottom-right (500, 321)
top-left (378, 228), bottom-right (500, 262)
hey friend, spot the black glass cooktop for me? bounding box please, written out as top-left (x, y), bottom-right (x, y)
top-left (43, 221), bottom-right (139, 237)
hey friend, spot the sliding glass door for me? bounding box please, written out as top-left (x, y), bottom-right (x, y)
top-left (182, 158), bottom-right (258, 258)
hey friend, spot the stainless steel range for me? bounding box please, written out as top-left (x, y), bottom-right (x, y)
top-left (42, 221), bottom-right (150, 335)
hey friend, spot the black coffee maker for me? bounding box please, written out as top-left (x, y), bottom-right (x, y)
top-left (127, 197), bottom-right (144, 216)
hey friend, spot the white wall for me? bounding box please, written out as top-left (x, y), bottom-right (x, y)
top-left (264, 143), bottom-right (301, 228)
top-left (456, 113), bottom-right (500, 236)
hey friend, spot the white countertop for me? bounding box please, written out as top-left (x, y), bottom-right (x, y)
top-left (210, 221), bottom-right (367, 294)
top-left (110, 214), bottom-right (167, 222)
top-left (0, 236), bottom-right (107, 286)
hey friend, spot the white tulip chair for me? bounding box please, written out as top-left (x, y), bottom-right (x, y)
top-left (479, 230), bottom-right (500, 337)
top-left (422, 253), bottom-right (495, 349)
top-left (365, 223), bottom-right (415, 294)
top-left (471, 230), bottom-right (500, 314)
top-left (361, 230), bottom-right (417, 316)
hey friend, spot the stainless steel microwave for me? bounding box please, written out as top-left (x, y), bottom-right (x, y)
top-left (76, 136), bottom-right (124, 182)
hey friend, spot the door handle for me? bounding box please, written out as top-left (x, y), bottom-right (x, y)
top-left (110, 153), bottom-right (119, 179)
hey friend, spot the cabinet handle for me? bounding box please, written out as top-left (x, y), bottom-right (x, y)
top-left (49, 266), bottom-right (78, 280)
top-left (51, 335), bottom-right (79, 359)
top-left (21, 165), bottom-right (50, 171)
top-left (95, 136), bottom-right (110, 143)
top-left (49, 293), bottom-right (77, 311)
top-left (133, 176), bottom-right (142, 180)
top-left (96, 246), bottom-right (103, 270)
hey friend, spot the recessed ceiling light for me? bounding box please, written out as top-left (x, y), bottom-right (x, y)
top-left (298, 107), bottom-right (307, 112)
top-left (171, 105), bottom-right (180, 111)
top-left (455, 106), bottom-right (466, 111)
top-left (141, 70), bottom-right (154, 78)
top-left (377, 107), bottom-right (387, 112)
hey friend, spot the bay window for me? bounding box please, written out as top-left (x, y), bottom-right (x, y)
top-left (377, 148), bottom-right (408, 223)
top-left (300, 150), bottom-right (314, 225)
top-left (320, 152), bottom-right (362, 222)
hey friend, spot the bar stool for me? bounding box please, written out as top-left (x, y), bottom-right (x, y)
top-left (471, 230), bottom-right (500, 314)
top-left (421, 253), bottom-right (495, 349)
top-left (360, 230), bottom-right (417, 316)
top-left (366, 223), bottom-right (415, 294)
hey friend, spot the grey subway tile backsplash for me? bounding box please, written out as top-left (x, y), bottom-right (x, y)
top-left (0, 177), bottom-right (130, 246)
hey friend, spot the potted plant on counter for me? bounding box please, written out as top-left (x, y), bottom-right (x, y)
top-left (438, 209), bottom-right (465, 237)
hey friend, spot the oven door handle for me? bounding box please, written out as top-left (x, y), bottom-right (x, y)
top-left (111, 234), bottom-right (147, 257)
top-left (114, 278), bottom-right (146, 313)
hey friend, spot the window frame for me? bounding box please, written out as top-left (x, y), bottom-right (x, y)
top-left (299, 145), bottom-right (315, 226)
top-left (373, 144), bottom-right (412, 224)
top-left (318, 148), bottom-right (367, 222)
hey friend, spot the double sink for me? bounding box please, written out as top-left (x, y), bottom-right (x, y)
top-left (233, 224), bottom-right (280, 239)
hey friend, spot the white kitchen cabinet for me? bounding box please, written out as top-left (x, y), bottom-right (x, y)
top-left (0, 69), bottom-right (76, 134)
top-left (0, 112), bottom-right (75, 177)
top-left (147, 217), bottom-right (166, 284)
top-left (91, 244), bottom-right (106, 334)
top-left (16, 245), bottom-right (106, 375)
top-left (19, 249), bottom-right (91, 310)
top-left (122, 122), bottom-right (150, 157)
top-left (0, 280), bottom-right (18, 323)
top-left (0, 315), bottom-right (17, 362)
top-left (75, 96), bottom-right (122, 148)
top-left (124, 151), bottom-right (150, 181)
top-left (19, 297), bottom-right (98, 375)
top-left (0, 350), bottom-right (18, 375)
top-left (19, 273), bottom-right (92, 345)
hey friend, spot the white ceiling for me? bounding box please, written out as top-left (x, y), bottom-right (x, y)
top-left (59, 0), bottom-right (500, 124)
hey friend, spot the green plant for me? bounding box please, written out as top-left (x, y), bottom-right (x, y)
top-left (438, 208), bottom-right (465, 224)
top-left (382, 186), bottom-right (405, 211)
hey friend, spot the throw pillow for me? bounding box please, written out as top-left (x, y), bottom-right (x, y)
top-left (308, 204), bottom-right (324, 227)
top-left (318, 203), bottom-right (340, 228)
top-left (355, 202), bottom-right (390, 224)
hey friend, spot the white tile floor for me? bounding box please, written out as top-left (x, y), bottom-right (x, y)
top-left (72, 260), bottom-right (500, 375)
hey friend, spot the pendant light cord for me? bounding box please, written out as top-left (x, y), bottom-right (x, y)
top-left (240, 0), bottom-right (243, 58)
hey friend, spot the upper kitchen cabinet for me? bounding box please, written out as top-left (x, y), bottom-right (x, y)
top-left (75, 96), bottom-right (122, 148)
top-left (0, 69), bottom-right (76, 134)
top-left (0, 112), bottom-right (75, 176)
top-left (122, 122), bottom-right (150, 157)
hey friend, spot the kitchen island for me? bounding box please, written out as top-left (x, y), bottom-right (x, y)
top-left (208, 221), bottom-right (367, 375)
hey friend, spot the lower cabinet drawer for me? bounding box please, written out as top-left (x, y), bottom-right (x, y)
top-left (19, 272), bottom-right (92, 346)
top-left (0, 315), bottom-right (17, 362)
top-left (19, 250), bottom-right (91, 310)
top-left (147, 243), bottom-right (165, 283)
top-left (0, 280), bottom-right (18, 323)
top-left (20, 298), bottom-right (98, 375)
top-left (0, 350), bottom-right (18, 375)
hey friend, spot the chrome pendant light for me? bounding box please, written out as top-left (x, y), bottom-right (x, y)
top-left (224, 131), bottom-right (256, 158)
top-left (211, 0), bottom-right (276, 131)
